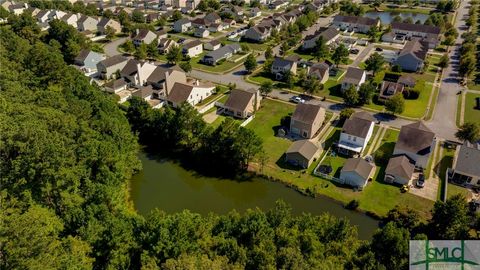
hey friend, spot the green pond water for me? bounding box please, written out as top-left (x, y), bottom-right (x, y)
top-left (130, 151), bottom-right (379, 239)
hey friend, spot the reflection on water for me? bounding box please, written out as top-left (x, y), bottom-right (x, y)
top-left (365, 12), bottom-right (429, 24)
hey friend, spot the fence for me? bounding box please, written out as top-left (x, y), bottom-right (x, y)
top-left (312, 170), bottom-right (345, 185)
top-left (240, 115), bottom-right (255, 127)
top-left (197, 100), bottom-right (217, 114)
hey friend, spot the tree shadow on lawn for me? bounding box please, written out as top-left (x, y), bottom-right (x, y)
top-left (327, 84), bottom-right (343, 99)
top-left (275, 154), bottom-right (308, 172)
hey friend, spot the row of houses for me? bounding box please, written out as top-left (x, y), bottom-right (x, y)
top-left (244, 8), bottom-right (303, 42)
top-left (173, 12), bottom-right (236, 35)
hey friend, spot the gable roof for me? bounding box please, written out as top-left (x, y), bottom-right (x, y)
top-left (206, 39), bottom-right (221, 47)
top-left (342, 115), bottom-right (373, 138)
top-left (342, 67), bottom-right (365, 85)
top-left (104, 78), bottom-right (127, 89)
top-left (391, 22), bottom-right (441, 35)
top-left (305, 27), bottom-right (339, 42)
top-left (398, 39), bottom-right (429, 61)
top-left (286, 140), bottom-right (319, 161)
top-left (398, 74), bottom-right (416, 87)
top-left (341, 158), bottom-right (373, 179)
top-left (204, 44), bottom-right (241, 61)
top-left (308, 62), bottom-right (329, 78)
top-left (183, 40), bottom-right (203, 49)
top-left (99, 54), bottom-right (128, 68)
top-left (146, 66), bottom-right (169, 83)
top-left (272, 57), bottom-right (296, 68)
top-left (292, 103), bottom-right (325, 124)
top-left (120, 59), bottom-right (141, 77)
top-left (175, 18), bottom-right (190, 25)
top-left (333, 15), bottom-right (378, 26)
top-left (167, 82), bottom-right (194, 104)
top-left (75, 49), bottom-right (92, 63)
top-left (386, 155), bottom-right (415, 180)
top-left (134, 29), bottom-right (155, 40)
top-left (224, 88), bottom-right (257, 112)
top-left (454, 142), bottom-right (480, 177)
top-left (396, 121), bottom-right (435, 155)
top-left (351, 111), bottom-right (375, 122)
top-left (132, 85), bottom-right (154, 98)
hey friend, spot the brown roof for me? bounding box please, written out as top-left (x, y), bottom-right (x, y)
top-left (74, 49), bottom-right (91, 63)
top-left (183, 40), bottom-right (203, 49)
top-left (396, 121), bottom-right (435, 155)
top-left (397, 74), bottom-right (416, 87)
top-left (292, 103), bottom-right (325, 124)
top-left (104, 78), bottom-right (127, 89)
top-left (308, 62), bottom-right (329, 79)
top-left (224, 88), bottom-right (257, 112)
top-left (286, 140), bottom-right (319, 160)
top-left (134, 29), bottom-right (154, 40)
top-left (386, 155), bottom-right (415, 180)
top-left (99, 54), bottom-right (128, 68)
top-left (351, 111), bottom-right (375, 122)
top-left (120, 59), bottom-right (141, 77)
top-left (147, 66), bottom-right (170, 83)
top-left (391, 22), bottom-right (441, 35)
top-left (380, 81), bottom-right (404, 99)
top-left (399, 39), bottom-right (429, 61)
top-left (342, 117), bottom-right (373, 138)
top-left (305, 27), bottom-right (339, 42)
top-left (207, 39), bottom-right (221, 46)
top-left (341, 158), bottom-right (373, 180)
top-left (342, 67), bottom-right (365, 85)
top-left (167, 82), bottom-right (193, 104)
top-left (132, 85), bottom-right (154, 98)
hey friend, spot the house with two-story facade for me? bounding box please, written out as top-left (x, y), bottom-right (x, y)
top-left (338, 112), bottom-right (375, 156)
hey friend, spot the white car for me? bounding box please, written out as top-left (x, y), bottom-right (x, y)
top-left (290, 96), bottom-right (305, 104)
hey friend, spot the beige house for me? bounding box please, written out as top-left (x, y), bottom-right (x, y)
top-left (97, 17), bottom-right (121, 35)
top-left (449, 142), bottom-right (480, 187)
top-left (290, 103), bottom-right (326, 139)
top-left (97, 55), bottom-right (129, 79)
top-left (146, 66), bottom-right (187, 98)
top-left (307, 62), bottom-right (329, 83)
top-left (393, 121), bottom-right (435, 169)
top-left (77, 15), bottom-right (99, 32)
top-left (223, 88), bottom-right (261, 119)
top-left (182, 40), bottom-right (203, 58)
top-left (384, 155), bottom-right (415, 185)
top-left (340, 158), bottom-right (374, 188)
top-left (285, 140), bottom-right (320, 169)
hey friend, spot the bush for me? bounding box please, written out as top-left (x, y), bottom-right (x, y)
top-left (345, 199), bottom-right (360, 210)
top-left (403, 88), bottom-right (420, 100)
top-left (374, 148), bottom-right (390, 166)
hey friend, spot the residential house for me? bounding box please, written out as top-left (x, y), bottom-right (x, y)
top-left (307, 62), bottom-right (329, 83)
top-left (9, 2), bottom-right (27, 15)
top-left (182, 40), bottom-right (203, 57)
top-left (104, 78), bottom-right (128, 93)
top-left (204, 12), bottom-right (221, 25)
top-left (133, 29), bottom-right (157, 46)
top-left (26, 7), bottom-right (41, 17)
top-left (146, 13), bottom-right (160, 23)
top-left (302, 27), bottom-right (339, 50)
top-left (120, 60), bottom-right (157, 86)
top-left (397, 74), bottom-right (416, 88)
top-left (285, 140), bottom-right (321, 169)
top-left (338, 112), bottom-right (375, 156)
top-left (269, 0), bottom-right (288, 10)
top-left (97, 17), bottom-right (121, 34)
top-left (271, 57), bottom-right (297, 79)
top-left (132, 85), bottom-right (154, 101)
top-left (223, 88), bottom-right (261, 119)
top-left (157, 29), bottom-right (168, 39)
top-left (36, 9), bottom-right (53, 24)
top-left (384, 155), bottom-right (415, 185)
top-left (382, 22), bottom-right (441, 49)
top-left (201, 44), bottom-right (241, 65)
top-left (173, 18), bottom-right (191, 33)
top-left (77, 15), bottom-right (99, 32)
top-left (379, 81), bottom-right (405, 101)
top-left (208, 23), bottom-right (223, 33)
top-left (173, 0), bottom-right (187, 8)
top-left (97, 55), bottom-right (129, 79)
top-left (332, 15), bottom-right (380, 33)
top-left (449, 142), bottom-right (480, 187)
top-left (290, 103), bottom-right (326, 139)
top-left (393, 121), bottom-right (435, 169)
top-left (340, 158), bottom-right (374, 188)
top-left (158, 38), bottom-right (178, 53)
top-left (223, 18), bottom-right (235, 28)
top-left (204, 39), bottom-right (221, 51)
top-left (74, 49), bottom-right (105, 73)
top-left (61, 13), bottom-right (79, 28)
top-left (194, 28), bottom-right (210, 38)
top-left (167, 81), bottom-right (215, 107)
top-left (244, 26), bottom-right (270, 42)
top-left (250, 7), bottom-right (261, 17)
top-left (395, 39), bottom-right (429, 72)
top-left (146, 65), bottom-right (187, 97)
top-left (341, 67), bottom-right (366, 92)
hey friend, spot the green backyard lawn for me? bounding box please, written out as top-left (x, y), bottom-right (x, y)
top-left (464, 93), bottom-right (480, 125)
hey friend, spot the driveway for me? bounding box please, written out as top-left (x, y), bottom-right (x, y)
top-left (351, 43), bottom-right (374, 67)
top-left (104, 37), bottom-right (128, 57)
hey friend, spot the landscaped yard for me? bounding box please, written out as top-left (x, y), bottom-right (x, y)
top-left (447, 183), bottom-right (471, 200)
top-left (463, 93), bottom-right (480, 125)
top-left (436, 144), bottom-right (455, 200)
top-left (190, 52), bottom-right (247, 73)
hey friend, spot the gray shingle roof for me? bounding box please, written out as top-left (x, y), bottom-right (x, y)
top-left (391, 22), bottom-right (441, 35)
top-left (224, 88), bottom-right (257, 112)
top-left (292, 103), bottom-right (325, 124)
top-left (399, 39), bottom-right (429, 61)
top-left (342, 117), bottom-right (372, 138)
top-left (99, 55), bottom-right (128, 68)
top-left (454, 142), bottom-right (480, 177)
top-left (342, 67), bottom-right (365, 85)
top-left (286, 140), bottom-right (319, 160)
top-left (396, 121), bottom-right (435, 154)
top-left (341, 158), bottom-right (373, 180)
top-left (167, 82), bottom-right (193, 104)
top-left (386, 155), bottom-right (415, 180)
top-left (333, 15), bottom-right (378, 26)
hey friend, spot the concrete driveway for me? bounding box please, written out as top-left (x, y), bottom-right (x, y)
top-left (104, 37), bottom-right (128, 57)
top-left (409, 173), bottom-right (438, 201)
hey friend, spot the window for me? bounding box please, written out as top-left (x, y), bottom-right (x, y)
top-left (348, 135), bottom-right (351, 140)
top-left (353, 137), bottom-right (356, 142)
top-left (303, 131), bottom-right (308, 138)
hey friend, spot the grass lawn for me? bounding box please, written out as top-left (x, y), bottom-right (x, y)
top-left (463, 93), bottom-right (480, 125)
top-left (447, 183), bottom-right (471, 200)
top-left (319, 151), bottom-right (348, 178)
top-left (402, 80), bottom-right (433, 118)
top-left (425, 83), bottom-right (439, 121)
top-left (210, 114), bottom-right (243, 128)
top-left (436, 145), bottom-right (455, 200)
top-left (191, 54), bottom-right (246, 73)
top-left (363, 125), bottom-right (380, 154)
top-left (195, 86), bottom-right (228, 107)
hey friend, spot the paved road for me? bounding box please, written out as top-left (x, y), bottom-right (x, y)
top-left (426, 0), bottom-right (469, 141)
top-left (352, 43), bottom-right (374, 67)
top-left (104, 37), bottom-right (128, 57)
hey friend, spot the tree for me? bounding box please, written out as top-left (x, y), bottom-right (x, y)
top-left (123, 39), bottom-right (135, 53)
top-left (367, 25), bottom-right (380, 41)
top-left (332, 44), bottom-right (349, 67)
top-left (455, 122), bottom-right (480, 143)
top-left (313, 36), bottom-right (329, 62)
top-left (371, 222), bottom-right (410, 270)
top-left (105, 25), bottom-right (116, 40)
top-left (431, 194), bottom-right (470, 239)
top-left (438, 53), bottom-right (449, 68)
top-left (135, 43), bottom-right (148, 60)
top-left (385, 93), bottom-right (405, 115)
top-left (166, 45), bottom-right (183, 64)
top-left (358, 82), bottom-right (376, 105)
top-left (147, 39), bottom-right (159, 59)
top-left (132, 10), bottom-right (145, 23)
top-left (365, 52), bottom-right (385, 76)
top-left (265, 46), bottom-right (273, 60)
top-left (340, 108), bottom-right (355, 120)
top-left (244, 54), bottom-right (258, 73)
top-left (259, 81), bottom-right (273, 96)
top-left (179, 61), bottom-right (192, 73)
top-left (241, 43), bottom-right (250, 52)
top-left (172, 10), bottom-right (183, 21)
top-left (304, 77), bottom-right (322, 96)
top-left (343, 85), bottom-right (359, 106)
top-left (283, 71), bottom-right (295, 89)
top-left (280, 42), bottom-right (289, 56)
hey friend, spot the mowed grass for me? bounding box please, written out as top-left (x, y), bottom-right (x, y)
top-left (464, 93), bottom-right (480, 125)
top-left (402, 81), bottom-right (433, 118)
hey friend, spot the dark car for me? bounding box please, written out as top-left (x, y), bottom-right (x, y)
top-left (350, 49), bottom-right (359, 54)
top-left (375, 47), bottom-right (383, 52)
top-left (178, 38), bottom-right (186, 44)
top-left (416, 174), bottom-right (425, 188)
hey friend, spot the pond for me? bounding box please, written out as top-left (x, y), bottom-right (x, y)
top-left (130, 151), bottom-right (380, 239)
top-left (365, 11), bottom-right (430, 24)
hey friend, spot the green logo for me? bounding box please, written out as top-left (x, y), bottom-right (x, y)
top-left (410, 240), bottom-right (480, 270)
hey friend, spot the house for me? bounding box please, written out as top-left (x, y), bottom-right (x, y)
top-left (394, 121), bottom-right (435, 169)
top-left (285, 140), bottom-right (320, 169)
top-left (269, 0), bottom-right (288, 10)
top-left (307, 62), bottom-right (329, 83)
top-left (223, 18), bottom-right (235, 27)
top-left (449, 142), bottom-right (480, 187)
top-left (157, 29), bottom-right (168, 39)
top-left (201, 44), bottom-right (241, 65)
top-left (204, 12), bottom-right (221, 25)
top-left (146, 65), bottom-right (186, 97)
top-left (158, 38), bottom-right (178, 54)
top-left (302, 27), bottom-right (339, 50)
top-left (36, 9), bottom-right (53, 24)
top-left (338, 111), bottom-right (375, 156)
top-left (120, 60), bottom-right (157, 86)
top-left (146, 13), bottom-right (160, 23)
top-left (26, 7), bottom-right (41, 17)
top-left (167, 81), bottom-right (215, 107)
top-left (133, 29), bottom-right (157, 46)
top-left (74, 49), bottom-right (105, 73)
top-left (290, 103), bottom-right (326, 139)
top-left (194, 28), bottom-right (210, 38)
top-left (97, 55), bottom-right (129, 79)
top-left (223, 88), bottom-right (261, 119)
top-left (250, 7), bottom-right (261, 17)
top-left (271, 57), bottom-right (297, 80)
top-left (132, 85), bottom-right (154, 101)
top-left (8, 2), bottom-right (27, 15)
top-left (341, 67), bottom-right (366, 92)
top-left (244, 26), bottom-right (270, 42)
top-left (182, 40), bottom-right (203, 57)
top-left (395, 39), bottom-right (429, 72)
top-left (97, 17), bottom-right (121, 35)
top-left (77, 15), bottom-right (99, 32)
top-left (383, 22), bottom-right (440, 49)
top-left (173, 18), bottom-right (191, 33)
top-left (340, 158), bottom-right (374, 188)
top-left (204, 39), bottom-right (221, 51)
top-left (332, 15), bottom-right (380, 34)
top-left (173, 0), bottom-right (187, 8)
top-left (208, 23), bottom-right (223, 33)
top-left (397, 74), bottom-right (416, 88)
top-left (61, 13), bottom-right (79, 28)
top-left (379, 81), bottom-right (405, 101)
top-left (104, 78), bottom-right (128, 93)
top-left (384, 155), bottom-right (415, 185)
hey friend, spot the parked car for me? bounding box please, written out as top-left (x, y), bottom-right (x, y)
top-left (178, 38), bottom-right (186, 44)
top-left (416, 174), bottom-right (425, 188)
top-left (290, 96), bottom-right (305, 103)
top-left (375, 47), bottom-right (383, 52)
top-left (350, 49), bottom-right (359, 54)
